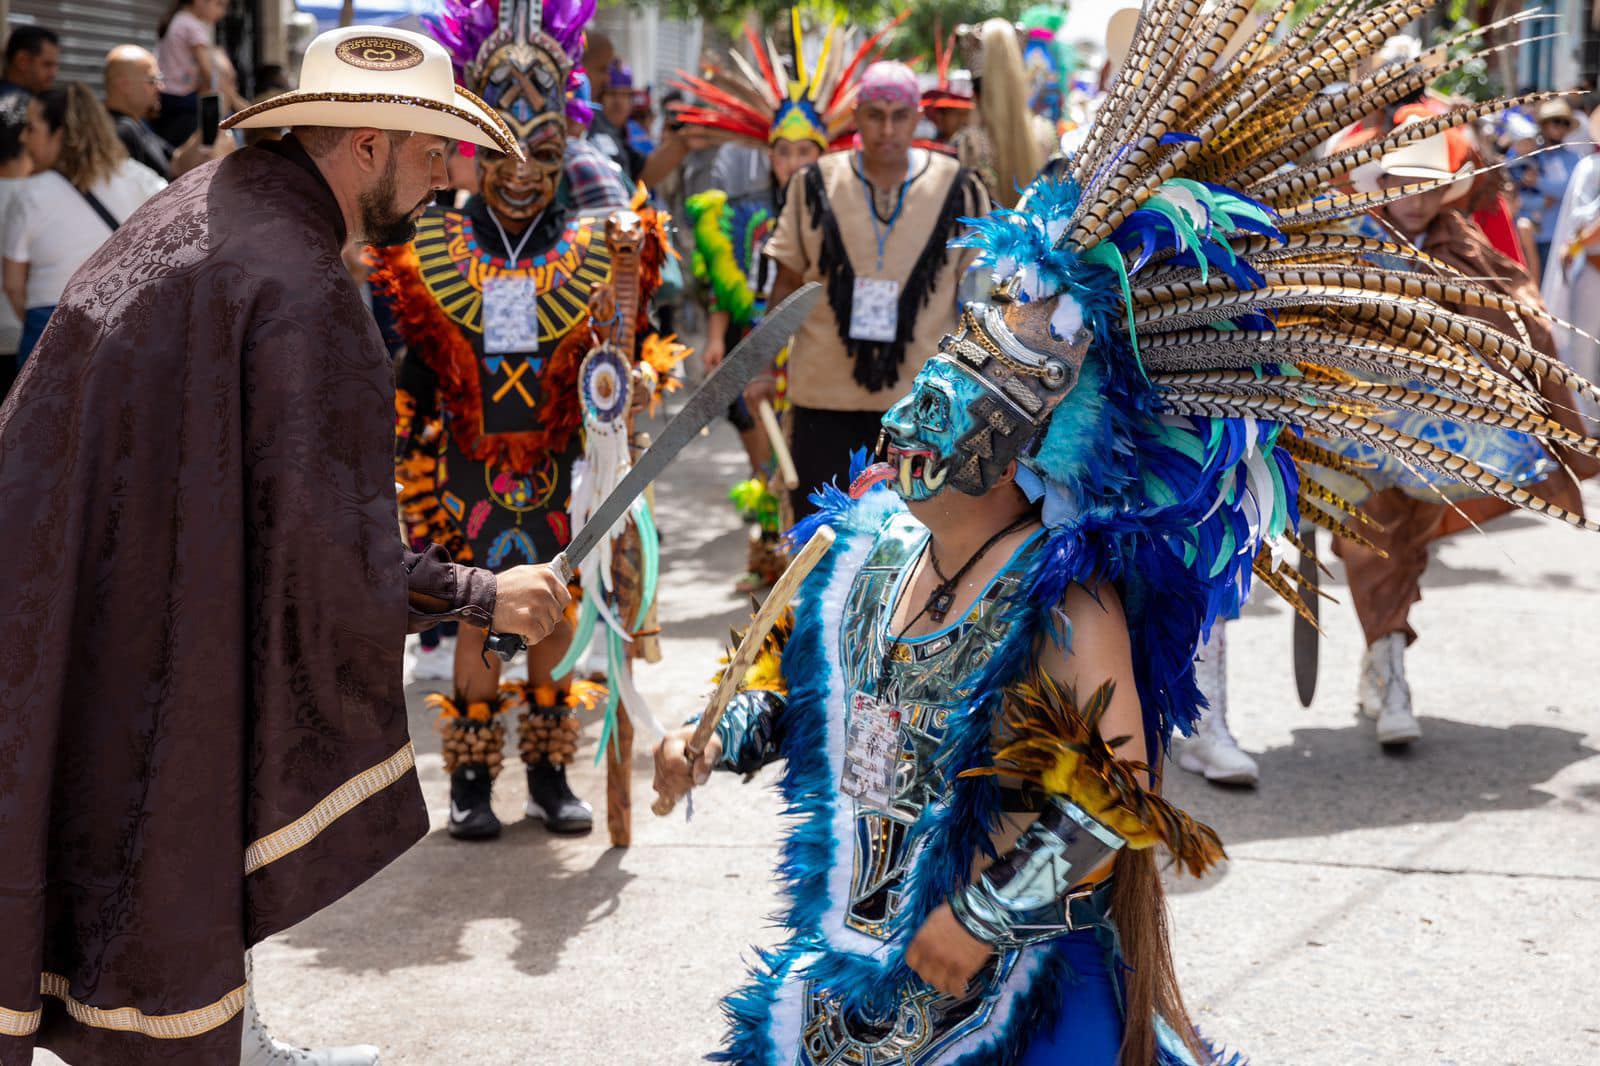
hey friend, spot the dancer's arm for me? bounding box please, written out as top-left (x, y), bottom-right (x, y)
top-left (910, 583), bottom-right (1144, 995)
top-left (652, 622), bottom-right (794, 801)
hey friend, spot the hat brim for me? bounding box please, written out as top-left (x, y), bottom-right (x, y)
top-left (222, 85), bottom-right (519, 157)
top-left (1440, 162), bottom-right (1476, 203)
top-left (1376, 160), bottom-right (1477, 201)
top-left (1378, 163), bottom-right (1455, 181)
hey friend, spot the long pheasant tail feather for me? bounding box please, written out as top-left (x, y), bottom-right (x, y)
top-left (1072, 0), bottom-right (1185, 190)
top-left (1093, 0), bottom-right (1253, 210)
top-left (1281, 434), bottom-right (1379, 496)
top-left (1261, 92), bottom-right (1576, 209)
top-left (1073, 0), bottom-right (1447, 250)
top-left (1252, 550), bottom-right (1321, 629)
top-left (1238, 28), bottom-right (1555, 187)
top-left (1167, 393), bottom-right (1600, 533)
top-left (1298, 491), bottom-right (1387, 553)
top-left (1279, 523), bottom-right (1337, 578)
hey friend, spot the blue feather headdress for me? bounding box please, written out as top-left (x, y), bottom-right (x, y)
top-left (933, 0), bottom-right (1600, 742)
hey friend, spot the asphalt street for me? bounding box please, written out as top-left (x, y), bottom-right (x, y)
top-left (40, 410), bottom-right (1600, 1065)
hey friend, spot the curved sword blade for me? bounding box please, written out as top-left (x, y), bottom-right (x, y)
top-left (1293, 527), bottom-right (1320, 707)
top-left (555, 282), bottom-right (822, 578)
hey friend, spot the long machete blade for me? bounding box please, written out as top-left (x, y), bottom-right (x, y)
top-left (554, 282), bottom-right (821, 580)
top-left (1293, 526), bottom-right (1320, 707)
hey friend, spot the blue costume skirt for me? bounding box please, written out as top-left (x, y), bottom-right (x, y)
top-left (1018, 930), bottom-right (1123, 1065)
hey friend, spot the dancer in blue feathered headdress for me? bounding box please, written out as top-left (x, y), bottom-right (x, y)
top-left (653, 1), bottom-right (1600, 1062)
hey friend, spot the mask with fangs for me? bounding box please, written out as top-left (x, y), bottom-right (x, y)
top-left (866, 294), bottom-right (1091, 502)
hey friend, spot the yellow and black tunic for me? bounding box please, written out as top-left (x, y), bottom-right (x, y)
top-left (377, 199), bottom-right (613, 571)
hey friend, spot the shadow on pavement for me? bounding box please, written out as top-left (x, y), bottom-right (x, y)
top-left (272, 834), bottom-right (636, 978)
top-left (1168, 718), bottom-right (1594, 852)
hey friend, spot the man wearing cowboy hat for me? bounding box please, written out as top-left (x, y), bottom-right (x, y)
top-left (1329, 111), bottom-right (1597, 751)
top-left (0, 26), bottom-right (572, 1066)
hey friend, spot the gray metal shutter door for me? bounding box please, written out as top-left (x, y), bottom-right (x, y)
top-left (9, 0), bottom-right (170, 91)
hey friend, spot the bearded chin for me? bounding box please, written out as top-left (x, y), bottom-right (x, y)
top-left (361, 210), bottom-right (418, 249)
top-left (357, 156), bottom-right (419, 249)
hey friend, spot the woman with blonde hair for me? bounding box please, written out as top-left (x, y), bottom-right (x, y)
top-left (953, 18), bottom-right (1052, 209)
top-left (3, 83), bottom-right (165, 361)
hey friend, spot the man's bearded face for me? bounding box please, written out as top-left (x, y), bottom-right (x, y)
top-left (359, 144), bottom-right (433, 248)
top-left (481, 132), bottom-right (566, 227)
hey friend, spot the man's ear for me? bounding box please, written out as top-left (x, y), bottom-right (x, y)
top-left (347, 127), bottom-right (388, 175)
top-left (997, 459), bottom-right (1018, 488)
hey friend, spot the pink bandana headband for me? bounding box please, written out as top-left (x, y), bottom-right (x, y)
top-left (857, 60), bottom-right (920, 110)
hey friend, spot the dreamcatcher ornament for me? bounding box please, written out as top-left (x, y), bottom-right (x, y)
top-left (559, 339), bottom-right (668, 753)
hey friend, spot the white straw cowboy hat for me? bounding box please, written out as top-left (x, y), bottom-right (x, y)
top-left (221, 25), bottom-right (520, 158)
top-left (1377, 114), bottom-right (1476, 204)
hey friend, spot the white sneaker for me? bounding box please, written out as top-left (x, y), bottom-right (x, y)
top-left (1176, 626), bottom-right (1259, 786)
top-left (410, 638), bottom-right (454, 682)
top-left (1358, 632), bottom-right (1420, 747)
top-left (241, 977), bottom-right (379, 1066)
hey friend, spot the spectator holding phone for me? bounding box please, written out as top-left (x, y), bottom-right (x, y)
top-left (3, 84), bottom-right (165, 362)
top-left (105, 44), bottom-right (234, 182)
top-left (153, 0), bottom-right (228, 147)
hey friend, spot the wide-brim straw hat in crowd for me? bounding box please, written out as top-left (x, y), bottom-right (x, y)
top-left (1377, 108), bottom-right (1476, 205)
top-left (221, 26), bottom-right (520, 157)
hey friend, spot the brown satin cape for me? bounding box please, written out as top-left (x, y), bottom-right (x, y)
top-left (0, 139), bottom-right (428, 1064)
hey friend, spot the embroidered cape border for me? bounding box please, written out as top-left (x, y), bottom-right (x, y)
top-left (0, 743), bottom-right (415, 1039)
top-left (0, 975), bottom-right (246, 1040)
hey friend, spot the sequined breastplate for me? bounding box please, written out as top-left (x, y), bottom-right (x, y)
top-left (836, 514), bottom-right (1039, 940)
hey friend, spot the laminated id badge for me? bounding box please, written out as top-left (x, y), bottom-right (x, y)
top-left (482, 275), bottom-right (543, 354)
top-left (849, 277), bottom-right (900, 343)
top-left (840, 692), bottom-right (902, 811)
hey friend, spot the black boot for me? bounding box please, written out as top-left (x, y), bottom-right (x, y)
top-left (447, 764), bottom-right (501, 840)
top-left (525, 759), bottom-right (593, 834)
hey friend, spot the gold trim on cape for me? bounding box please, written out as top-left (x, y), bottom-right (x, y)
top-left (1, 976), bottom-right (245, 1039)
top-left (0, 1000), bottom-right (41, 1037)
top-left (244, 742), bottom-right (417, 875)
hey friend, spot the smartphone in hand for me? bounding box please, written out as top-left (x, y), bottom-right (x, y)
top-left (199, 94), bottom-right (222, 147)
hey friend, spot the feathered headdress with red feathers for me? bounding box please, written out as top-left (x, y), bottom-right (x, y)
top-left (671, 9), bottom-right (906, 150)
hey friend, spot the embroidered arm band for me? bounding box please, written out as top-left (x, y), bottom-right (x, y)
top-left (948, 795), bottom-right (1126, 948)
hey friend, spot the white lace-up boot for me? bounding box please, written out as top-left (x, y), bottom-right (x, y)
top-left (1176, 625), bottom-right (1260, 786)
top-left (241, 955), bottom-right (380, 1066)
top-left (1358, 632), bottom-right (1420, 747)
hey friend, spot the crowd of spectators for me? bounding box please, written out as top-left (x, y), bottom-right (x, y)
top-left (0, 15), bottom-right (241, 397)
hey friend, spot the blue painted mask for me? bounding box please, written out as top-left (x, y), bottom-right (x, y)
top-left (880, 357), bottom-right (981, 500)
top-left (876, 298), bottom-right (1091, 500)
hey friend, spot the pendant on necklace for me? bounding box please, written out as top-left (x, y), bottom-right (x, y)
top-left (928, 584), bottom-right (955, 624)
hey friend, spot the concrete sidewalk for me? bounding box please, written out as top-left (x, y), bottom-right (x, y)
top-left (50, 415), bottom-right (1600, 1064)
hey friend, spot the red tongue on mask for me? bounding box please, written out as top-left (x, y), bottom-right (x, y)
top-left (849, 462), bottom-right (896, 498)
